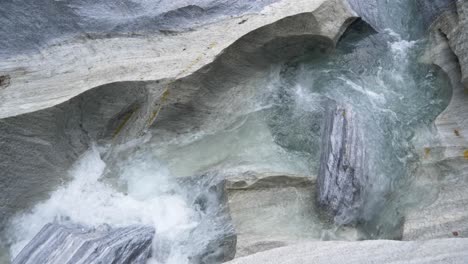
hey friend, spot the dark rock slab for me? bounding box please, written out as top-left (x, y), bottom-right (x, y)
top-left (317, 103), bottom-right (368, 225)
top-left (13, 223), bottom-right (155, 264)
top-left (347, 0), bottom-right (455, 37)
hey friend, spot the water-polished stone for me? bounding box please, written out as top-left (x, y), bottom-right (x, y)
top-left (13, 223), bottom-right (155, 264)
top-left (317, 103), bottom-right (367, 224)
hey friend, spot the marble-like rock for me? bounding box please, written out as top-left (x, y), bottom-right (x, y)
top-left (12, 223), bottom-right (154, 264)
top-left (347, 0), bottom-right (454, 36)
top-left (0, 0), bottom-right (357, 119)
top-left (0, 82), bottom-right (165, 232)
top-left (0, 0), bottom-right (357, 237)
top-left (402, 0), bottom-right (468, 240)
top-left (176, 174), bottom-right (237, 263)
top-left (226, 172), bottom-right (363, 258)
top-left (317, 103), bottom-right (367, 225)
top-left (225, 238), bottom-right (468, 264)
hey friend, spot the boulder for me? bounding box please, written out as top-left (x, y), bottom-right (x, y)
top-left (0, 0), bottom-right (357, 119)
top-left (0, 0), bottom-right (358, 238)
top-left (317, 103), bottom-right (368, 225)
top-left (13, 223), bottom-right (154, 264)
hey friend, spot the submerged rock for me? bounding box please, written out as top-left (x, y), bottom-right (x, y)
top-left (317, 103), bottom-right (367, 224)
top-left (13, 223), bottom-right (155, 264)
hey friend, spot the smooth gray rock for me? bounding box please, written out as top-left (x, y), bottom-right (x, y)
top-left (226, 172), bottom-right (363, 258)
top-left (402, 0), bottom-right (468, 240)
top-left (0, 0), bottom-right (279, 57)
top-left (0, 0), bottom-right (356, 118)
top-left (226, 238), bottom-right (468, 264)
top-left (0, 81), bottom-right (164, 233)
top-left (0, 0), bottom-right (356, 254)
top-left (317, 103), bottom-right (367, 225)
top-left (13, 223), bottom-right (154, 264)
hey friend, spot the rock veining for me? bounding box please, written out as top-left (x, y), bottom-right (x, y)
top-left (317, 103), bottom-right (367, 225)
top-left (13, 223), bottom-right (154, 264)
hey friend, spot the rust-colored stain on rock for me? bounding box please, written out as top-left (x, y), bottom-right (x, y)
top-left (424, 148), bottom-right (431, 158)
top-left (464, 150), bottom-right (468, 160)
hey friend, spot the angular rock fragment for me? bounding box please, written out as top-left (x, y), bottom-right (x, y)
top-left (13, 223), bottom-right (155, 264)
top-left (317, 103), bottom-right (367, 224)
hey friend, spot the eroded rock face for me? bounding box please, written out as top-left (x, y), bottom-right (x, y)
top-left (12, 223), bottom-right (154, 264)
top-left (0, 81), bottom-right (165, 232)
top-left (317, 103), bottom-right (367, 225)
top-left (225, 238), bottom-right (468, 264)
top-left (347, 0), bottom-right (454, 36)
top-left (0, 0), bottom-right (356, 119)
top-left (226, 173), bottom-right (318, 258)
top-left (0, 0), bottom-right (357, 241)
top-left (226, 172), bottom-right (363, 258)
top-left (402, 0), bottom-right (468, 240)
top-left (176, 174), bottom-right (237, 263)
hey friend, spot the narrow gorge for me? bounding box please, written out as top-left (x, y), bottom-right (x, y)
top-left (1, 0), bottom-right (468, 263)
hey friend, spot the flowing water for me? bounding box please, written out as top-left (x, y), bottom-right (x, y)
top-left (3, 1), bottom-right (453, 263)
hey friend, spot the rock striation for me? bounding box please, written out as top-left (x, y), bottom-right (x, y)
top-left (0, 0), bottom-right (356, 119)
top-left (12, 223), bottom-right (154, 264)
top-left (317, 103), bottom-right (367, 225)
top-left (402, 0), bottom-right (468, 240)
top-left (225, 238), bottom-right (468, 264)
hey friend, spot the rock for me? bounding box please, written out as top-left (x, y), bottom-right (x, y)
top-left (347, 0), bottom-right (454, 36)
top-left (0, 0), bottom-right (357, 236)
top-left (226, 172), bottom-right (317, 258)
top-left (0, 0), bottom-right (357, 119)
top-left (0, 81), bottom-right (165, 232)
top-left (317, 103), bottom-right (368, 225)
top-left (176, 174), bottom-right (237, 263)
top-left (226, 172), bottom-right (363, 258)
top-left (414, 0), bottom-right (456, 29)
top-left (12, 223), bottom-right (154, 264)
top-left (431, 0), bottom-right (468, 87)
top-left (403, 176), bottom-right (468, 240)
top-left (225, 239), bottom-right (468, 264)
top-left (402, 2), bottom-right (468, 240)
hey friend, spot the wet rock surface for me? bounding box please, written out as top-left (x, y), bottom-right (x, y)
top-left (317, 103), bottom-right (367, 225)
top-left (401, 0), bottom-right (468, 240)
top-left (176, 174), bottom-right (237, 263)
top-left (13, 223), bottom-right (154, 264)
top-left (225, 238), bottom-right (468, 264)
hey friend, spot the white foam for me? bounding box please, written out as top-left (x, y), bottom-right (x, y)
top-left (8, 146), bottom-right (198, 264)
